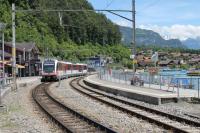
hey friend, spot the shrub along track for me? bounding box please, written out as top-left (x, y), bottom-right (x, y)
top-left (32, 82), bottom-right (116, 133)
top-left (70, 77), bottom-right (200, 133)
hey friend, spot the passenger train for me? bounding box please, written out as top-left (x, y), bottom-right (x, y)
top-left (41, 59), bottom-right (87, 81)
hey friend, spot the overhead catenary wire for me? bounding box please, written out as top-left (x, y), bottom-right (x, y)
top-left (107, 11), bottom-right (133, 22)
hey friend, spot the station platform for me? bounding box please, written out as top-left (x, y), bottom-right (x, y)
top-left (1, 76), bottom-right (41, 99)
top-left (84, 75), bottom-right (193, 105)
top-left (17, 76), bottom-right (41, 87)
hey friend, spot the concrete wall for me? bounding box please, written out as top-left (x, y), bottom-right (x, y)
top-left (84, 79), bottom-right (162, 105)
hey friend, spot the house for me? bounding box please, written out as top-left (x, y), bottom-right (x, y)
top-left (136, 55), bottom-right (144, 61)
top-left (173, 60), bottom-right (181, 65)
top-left (182, 53), bottom-right (190, 57)
top-left (138, 59), bottom-right (153, 67)
top-left (2, 42), bottom-right (41, 76)
top-left (188, 58), bottom-right (200, 66)
top-left (171, 52), bottom-right (181, 58)
top-left (87, 56), bottom-right (105, 68)
top-left (158, 60), bottom-right (173, 67)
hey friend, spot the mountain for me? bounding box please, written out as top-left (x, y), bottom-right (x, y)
top-left (120, 26), bottom-right (185, 48)
top-left (182, 38), bottom-right (200, 49)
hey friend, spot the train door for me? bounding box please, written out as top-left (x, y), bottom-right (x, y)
top-left (65, 64), bottom-right (68, 76)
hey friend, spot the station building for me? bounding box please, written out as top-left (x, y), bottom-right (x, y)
top-left (0, 42), bottom-right (41, 77)
top-left (87, 56), bottom-right (105, 68)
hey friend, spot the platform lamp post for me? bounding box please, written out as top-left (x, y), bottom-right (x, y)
top-left (0, 22), bottom-right (6, 108)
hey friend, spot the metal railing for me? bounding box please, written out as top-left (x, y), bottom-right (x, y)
top-left (0, 77), bottom-right (13, 105)
top-left (0, 77), bottom-right (13, 88)
top-left (98, 68), bottom-right (200, 98)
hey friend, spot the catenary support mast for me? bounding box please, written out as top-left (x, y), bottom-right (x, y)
top-left (12, 3), bottom-right (17, 90)
top-left (132, 0), bottom-right (136, 76)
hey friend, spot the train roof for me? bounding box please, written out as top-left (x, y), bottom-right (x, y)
top-left (57, 60), bottom-right (72, 64)
top-left (43, 59), bottom-right (88, 65)
top-left (75, 63), bottom-right (87, 66)
top-left (44, 59), bottom-right (72, 64)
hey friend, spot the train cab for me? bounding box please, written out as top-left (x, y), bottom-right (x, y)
top-left (42, 59), bottom-right (57, 81)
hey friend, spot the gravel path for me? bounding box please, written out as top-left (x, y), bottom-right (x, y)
top-left (49, 78), bottom-right (167, 133)
top-left (0, 79), bottom-right (62, 133)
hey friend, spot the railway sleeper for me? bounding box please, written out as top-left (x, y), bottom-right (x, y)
top-left (73, 78), bottom-right (197, 132)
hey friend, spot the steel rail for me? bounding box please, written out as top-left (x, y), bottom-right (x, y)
top-left (70, 77), bottom-right (200, 133)
top-left (32, 83), bottom-right (72, 133)
top-left (79, 79), bottom-right (200, 127)
top-left (32, 83), bottom-right (116, 133)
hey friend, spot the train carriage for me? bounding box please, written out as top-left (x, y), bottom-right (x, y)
top-left (41, 59), bottom-right (87, 81)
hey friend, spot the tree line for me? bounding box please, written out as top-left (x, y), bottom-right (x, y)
top-left (0, 0), bottom-right (121, 56)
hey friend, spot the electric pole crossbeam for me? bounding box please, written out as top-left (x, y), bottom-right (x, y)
top-left (15, 9), bottom-right (133, 13)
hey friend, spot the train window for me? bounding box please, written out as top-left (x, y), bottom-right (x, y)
top-left (70, 65), bottom-right (73, 70)
top-left (57, 63), bottom-right (60, 70)
top-left (74, 65), bottom-right (76, 70)
top-left (66, 64), bottom-right (68, 70)
top-left (62, 64), bottom-right (64, 70)
top-left (59, 63), bottom-right (61, 70)
top-left (56, 63), bottom-right (58, 70)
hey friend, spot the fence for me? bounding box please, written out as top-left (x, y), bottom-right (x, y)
top-left (0, 77), bottom-right (13, 105)
top-left (0, 77), bottom-right (13, 89)
top-left (98, 68), bottom-right (200, 98)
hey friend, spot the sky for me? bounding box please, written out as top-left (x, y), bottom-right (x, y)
top-left (87, 0), bottom-right (200, 40)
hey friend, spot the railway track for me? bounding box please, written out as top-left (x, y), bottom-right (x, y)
top-left (32, 83), bottom-right (117, 133)
top-left (70, 77), bottom-right (200, 133)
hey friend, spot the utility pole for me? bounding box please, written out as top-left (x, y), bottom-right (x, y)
top-left (2, 33), bottom-right (4, 82)
top-left (12, 3), bottom-right (17, 90)
top-left (0, 22), bottom-right (6, 108)
top-left (132, 0), bottom-right (136, 76)
top-left (23, 48), bottom-right (25, 61)
top-left (23, 48), bottom-right (25, 77)
top-left (19, 55), bottom-right (21, 78)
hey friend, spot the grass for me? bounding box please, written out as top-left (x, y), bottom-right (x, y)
top-left (0, 103), bottom-right (22, 129)
top-left (0, 120), bottom-right (17, 128)
top-left (8, 103), bottom-right (22, 112)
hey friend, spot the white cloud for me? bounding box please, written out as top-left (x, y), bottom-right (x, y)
top-left (137, 24), bottom-right (200, 40)
top-left (114, 20), bottom-right (131, 27)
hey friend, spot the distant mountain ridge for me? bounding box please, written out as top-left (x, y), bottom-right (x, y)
top-left (182, 37), bottom-right (200, 49)
top-left (119, 26), bottom-right (185, 48)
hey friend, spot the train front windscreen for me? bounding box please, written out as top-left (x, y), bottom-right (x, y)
top-left (43, 60), bottom-right (55, 73)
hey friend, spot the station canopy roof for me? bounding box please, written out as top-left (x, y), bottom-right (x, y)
top-left (0, 61), bottom-right (25, 68)
top-left (0, 60), bottom-right (10, 64)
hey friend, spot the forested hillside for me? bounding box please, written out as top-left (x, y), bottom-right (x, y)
top-left (0, 0), bottom-right (125, 62)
